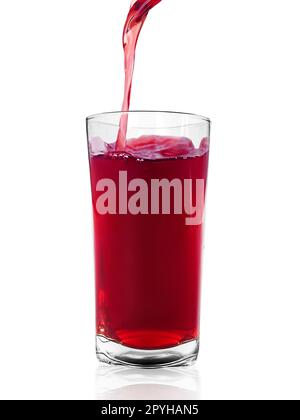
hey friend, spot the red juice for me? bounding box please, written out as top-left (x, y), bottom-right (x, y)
top-left (87, 0), bottom-right (210, 363)
top-left (89, 135), bottom-right (209, 350)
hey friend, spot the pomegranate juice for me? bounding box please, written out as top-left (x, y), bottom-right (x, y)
top-left (88, 0), bottom-right (210, 360)
top-left (90, 136), bottom-right (209, 350)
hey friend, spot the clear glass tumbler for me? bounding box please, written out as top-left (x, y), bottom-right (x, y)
top-left (86, 111), bottom-right (210, 367)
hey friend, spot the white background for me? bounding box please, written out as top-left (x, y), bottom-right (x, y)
top-left (0, 0), bottom-right (300, 400)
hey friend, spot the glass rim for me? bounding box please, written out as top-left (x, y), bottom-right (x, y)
top-left (86, 110), bottom-right (211, 127)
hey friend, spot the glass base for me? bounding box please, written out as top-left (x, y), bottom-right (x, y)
top-left (96, 335), bottom-right (199, 368)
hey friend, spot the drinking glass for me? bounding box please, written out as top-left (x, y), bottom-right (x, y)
top-left (86, 111), bottom-right (210, 367)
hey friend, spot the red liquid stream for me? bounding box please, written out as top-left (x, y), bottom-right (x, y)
top-left (90, 136), bottom-right (209, 350)
top-left (116, 0), bottom-right (162, 150)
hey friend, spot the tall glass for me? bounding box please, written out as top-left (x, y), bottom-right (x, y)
top-left (87, 111), bottom-right (210, 367)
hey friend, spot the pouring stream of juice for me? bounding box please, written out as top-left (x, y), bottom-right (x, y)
top-left (116, 0), bottom-right (162, 150)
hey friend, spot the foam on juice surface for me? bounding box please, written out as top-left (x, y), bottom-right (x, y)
top-left (94, 135), bottom-right (210, 160)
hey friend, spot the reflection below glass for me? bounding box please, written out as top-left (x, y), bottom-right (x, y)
top-left (95, 365), bottom-right (201, 400)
